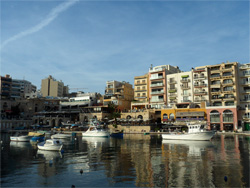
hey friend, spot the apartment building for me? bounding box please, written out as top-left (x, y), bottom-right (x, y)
top-left (192, 67), bottom-right (210, 105)
top-left (208, 62), bottom-right (239, 107)
top-left (132, 74), bottom-right (149, 109)
top-left (12, 79), bottom-right (37, 99)
top-left (0, 75), bottom-right (12, 100)
top-left (167, 71), bottom-right (194, 106)
top-left (104, 80), bottom-right (134, 111)
top-left (41, 75), bottom-right (68, 97)
top-left (205, 62), bottom-right (240, 131)
top-left (238, 63), bottom-right (250, 130)
top-left (148, 65), bottom-right (181, 109)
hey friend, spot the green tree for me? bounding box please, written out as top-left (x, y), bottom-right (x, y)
top-left (108, 102), bottom-right (120, 127)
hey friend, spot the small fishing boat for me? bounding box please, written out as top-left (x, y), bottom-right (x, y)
top-left (29, 132), bottom-right (45, 143)
top-left (37, 139), bottom-right (63, 151)
top-left (10, 133), bottom-right (32, 142)
top-left (162, 123), bottom-right (215, 141)
top-left (110, 130), bottom-right (123, 138)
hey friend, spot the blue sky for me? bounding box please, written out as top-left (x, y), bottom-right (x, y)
top-left (1, 0), bottom-right (249, 94)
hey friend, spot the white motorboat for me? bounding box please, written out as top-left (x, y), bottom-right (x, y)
top-left (82, 126), bottom-right (110, 137)
top-left (10, 133), bottom-right (32, 142)
top-left (37, 139), bottom-right (63, 151)
top-left (51, 133), bottom-right (72, 139)
top-left (162, 124), bottom-right (215, 141)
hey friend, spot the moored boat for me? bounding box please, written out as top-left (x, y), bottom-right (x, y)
top-left (82, 126), bottom-right (110, 137)
top-left (110, 130), bottom-right (123, 138)
top-left (51, 133), bottom-right (72, 139)
top-left (29, 132), bottom-right (45, 143)
top-left (162, 123), bottom-right (215, 141)
top-left (37, 139), bottom-right (63, 151)
top-left (10, 133), bottom-right (32, 142)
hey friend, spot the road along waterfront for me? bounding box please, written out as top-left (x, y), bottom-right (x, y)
top-left (1, 133), bottom-right (249, 187)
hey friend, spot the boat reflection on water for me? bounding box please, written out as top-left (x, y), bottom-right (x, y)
top-left (162, 139), bottom-right (214, 156)
top-left (10, 141), bottom-right (31, 148)
top-left (82, 137), bottom-right (109, 149)
top-left (37, 149), bottom-right (62, 161)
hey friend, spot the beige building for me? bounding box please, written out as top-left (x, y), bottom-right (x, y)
top-left (41, 75), bottom-right (68, 97)
top-left (132, 74), bottom-right (149, 109)
top-left (207, 62), bottom-right (239, 107)
top-left (104, 80), bottom-right (134, 111)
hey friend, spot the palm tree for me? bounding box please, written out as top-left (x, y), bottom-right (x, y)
top-left (108, 103), bottom-right (121, 128)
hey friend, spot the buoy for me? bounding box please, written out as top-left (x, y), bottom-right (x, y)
top-left (71, 185), bottom-right (75, 188)
top-left (80, 169), bottom-right (83, 175)
top-left (224, 176), bottom-right (228, 182)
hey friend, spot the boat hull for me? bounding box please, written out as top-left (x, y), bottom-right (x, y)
top-left (51, 134), bottom-right (71, 139)
top-left (162, 131), bottom-right (215, 141)
top-left (10, 136), bottom-right (32, 142)
top-left (82, 131), bottom-right (109, 137)
top-left (37, 142), bottom-right (63, 151)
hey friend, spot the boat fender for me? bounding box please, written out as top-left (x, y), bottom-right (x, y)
top-left (61, 149), bottom-right (65, 154)
top-left (224, 176), bottom-right (228, 182)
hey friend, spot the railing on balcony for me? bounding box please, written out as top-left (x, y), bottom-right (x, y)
top-left (242, 81), bottom-right (250, 85)
top-left (150, 83), bottom-right (164, 87)
top-left (211, 74), bottom-right (221, 78)
top-left (222, 73), bottom-right (234, 77)
top-left (194, 91), bottom-right (207, 95)
top-left (194, 76), bottom-right (206, 80)
top-left (151, 91), bottom-right (164, 95)
top-left (240, 64), bottom-right (250, 69)
top-left (181, 85), bottom-right (190, 89)
top-left (181, 100), bottom-right (191, 103)
top-left (194, 84), bottom-right (207, 87)
top-left (180, 79), bottom-right (190, 83)
top-left (168, 80), bottom-right (177, 84)
top-left (150, 76), bottom-right (164, 80)
top-left (181, 93), bottom-right (191, 96)
top-left (151, 99), bottom-right (164, 102)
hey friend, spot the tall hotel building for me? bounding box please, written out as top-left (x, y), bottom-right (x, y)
top-left (41, 75), bottom-right (68, 97)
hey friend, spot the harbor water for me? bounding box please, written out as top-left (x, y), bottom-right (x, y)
top-left (1, 133), bottom-right (249, 187)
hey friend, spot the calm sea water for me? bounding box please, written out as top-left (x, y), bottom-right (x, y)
top-left (1, 133), bottom-right (249, 188)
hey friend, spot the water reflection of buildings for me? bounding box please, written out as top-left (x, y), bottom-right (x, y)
top-left (161, 135), bottom-right (248, 187)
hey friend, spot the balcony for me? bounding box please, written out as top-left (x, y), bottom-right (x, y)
top-left (168, 80), bottom-right (177, 84)
top-left (151, 98), bottom-right (164, 102)
top-left (223, 89), bottom-right (235, 93)
top-left (150, 76), bottom-right (164, 80)
top-left (240, 64), bottom-right (250, 70)
top-left (194, 83), bottom-right (207, 88)
top-left (168, 93), bottom-right (177, 96)
top-left (194, 98), bottom-right (207, 102)
top-left (223, 96), bottom-right (235, 100)
top-left (135, 81), bottom-right (146, 86)
top-left (150, 83), bottom-right (164, 87)
top-left (242, 89), bottom-right (250, 93)
top-left (181, 93), bottom-right (191, 96)
top-left (222, 73), bottom-right (234, 78)
top-left (180, 79), bottom-right (190, 83)
top-left (181, 85), bottom-right (190, 89)
top-left (168, 88), bottom-right (177, 93)
top-left (181, 100), bottom-right (191, 103)
top-left (242, 82), bottom-right (250, 86)
top-left (210, 69), bottom-right (221, 73)
top-left (194, 75), bottom-right (206, 80)
top-left (222, 81), bottom-right (234, 86)
top-left (194, 91), bottom-right (207, 95)
top-left (151, 91), bottom-right (164, 95)
top-left (193, 69), bottom-right (205, 73)
top-left (135, 89), bottom-right (147, 92)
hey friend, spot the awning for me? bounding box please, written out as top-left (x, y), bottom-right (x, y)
top-left (181, 75), bottom-right (189, 78)
top-left (176, 111), bottom-right (204, 117)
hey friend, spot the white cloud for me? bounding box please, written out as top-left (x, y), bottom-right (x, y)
top-left (1, 0), bottom-right (79, 50)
